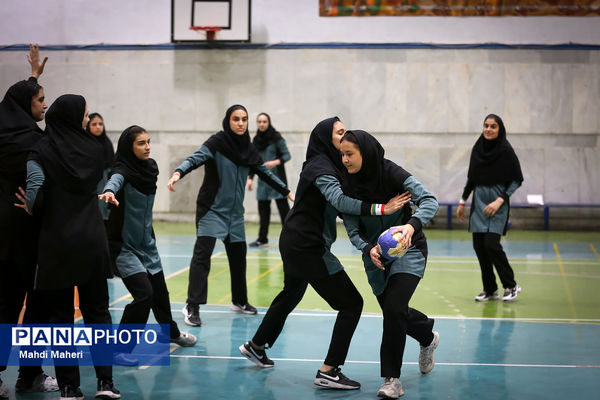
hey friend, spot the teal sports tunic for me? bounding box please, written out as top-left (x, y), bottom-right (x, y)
top-left (254, 138), bottom-right (290, 201)
top-left (466, 181), bottom-right (520, 235)
top-left (343, 176), bottom-right (438, 296)
top-left (104, 174), bottom-right (163, 278)
top-left (176, 144), bottom-right (288, 242)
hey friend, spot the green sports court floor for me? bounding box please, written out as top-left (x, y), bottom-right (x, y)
top-left (2, 224), bottom-right (599, 399)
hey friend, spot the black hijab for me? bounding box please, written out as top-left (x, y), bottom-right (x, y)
top-left (340, 130), bottom-right (411, 204)
top-left (253, 112), bottom-right (282, 151)
top-left (29, 94), bottom-right (103, 194)
top-left (467, 114), bottom-right (523, 186)
top-left (111, 125), bottom-right (158, 195)
top-left (86, 112), bottom-right (114, 170)
top-left (0, 78), bottom-right (44, 180)
top-left (203, 104), bottom-right (262, 167)
top-left (303, 117), bottom-right (345, 178)
top-left (295, 117), bottom-right (345, 202)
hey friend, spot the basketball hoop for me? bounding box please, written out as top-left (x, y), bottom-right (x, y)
top-left (189, 26), bottom-right (222, 41)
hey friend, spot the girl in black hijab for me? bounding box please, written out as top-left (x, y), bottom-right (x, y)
top-left (239, 117), bottom-right (409, 391)
top-left (167, 105), bottom-right (293, 326)
top-left (0, 44), bottom-right (57, 396)
top-left (339, 130), bottom-right (439, 398)
top-left (17, 94), bottom-right (119, 399)
top-left (86, 112), bottom-right (115, 223)
top-left (247, 112), bottom-right (291, 247)
top-left (99, 126), bottom-right (197, 362)
top-left (457, 114), bottom-right (524, 302)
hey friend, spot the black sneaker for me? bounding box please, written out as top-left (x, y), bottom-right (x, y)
top-left (231, 302), bottom-right (257, 314)
top-left (15, 373), bottom-right (59, 392)
top-left (249, 239), bottom-right (268, 247)
top-left (314, 367), bottom-right (360, 390)
top-left (182, 303), bottom-right (201, 326)
top-left (238, 342), bottom-right (274, 368)
top-left (60, 385), bottom-right (84, 400)
top-left (95, 379), bottom-right (121, 399)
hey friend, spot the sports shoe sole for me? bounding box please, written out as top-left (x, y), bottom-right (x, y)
top-left (231, 304), bottom-right (257, 314)
top-left (377, 388), bottom-right (404, 398)
top-left (313, 378), bottom-right (360, 390)
top-left (238, 344), bottom-right (274, 368)
top-left (502, 287), bottom-right (522, 301)
top-left (95, 390), bottom-right (122, 399)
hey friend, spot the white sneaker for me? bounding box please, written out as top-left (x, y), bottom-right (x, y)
top-left (474, 290), bottom-right (499, 302)
top-left (15, 373), bottom-right (59, 392)
top-left (419, 331), bottom-right (440, 374)
top-left (502, 284), bottom-right (522, 301)
top-left (0, 377), bottom-right (9, 399)
top-left (170, 332), bottom-right (197, 347)
top-left (377, 377), bottom-right (403, 398)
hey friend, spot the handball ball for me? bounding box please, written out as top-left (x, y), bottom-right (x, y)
top-left (377, 228), bottom-right (409, 261)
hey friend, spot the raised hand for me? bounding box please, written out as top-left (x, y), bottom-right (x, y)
top-left (28, 43), bottom-right (48, 79)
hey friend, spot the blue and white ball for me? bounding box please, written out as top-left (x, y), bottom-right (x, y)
top-left (377, 228), bottom-right (409, 261)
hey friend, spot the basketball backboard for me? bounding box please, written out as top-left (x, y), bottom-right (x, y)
top-left (171, 0), bottom-right (251, 42)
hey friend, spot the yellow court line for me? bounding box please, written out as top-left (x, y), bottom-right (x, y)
top-left (590, 244), bottom-right (600, 262)
top-left (216, 260), bottom-right (283, 304)
top-left (256, 242), bottom-right (279, 254)
top-left (170, 251), bottom-right (227, 299)
top-left (164, 251), bottom-right (226, 280)
top-left (110, 251), bottom-right (226, 307)
top-left (553, 243), bottom-right (578, 321)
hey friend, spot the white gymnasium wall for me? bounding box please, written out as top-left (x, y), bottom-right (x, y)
top-left (1, 0), bottom-right (599, 45)
top-left (1, 1), bottom-right (599, 224)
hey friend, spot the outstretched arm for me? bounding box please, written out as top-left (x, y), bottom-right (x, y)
top-left (168, 145), bottom-right (214, 192)
top-left (99, 173), bottom-right (125, 206)
top-left (316, 175), bottom-right (411, 216)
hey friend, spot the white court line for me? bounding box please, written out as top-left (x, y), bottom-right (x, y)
top-left (423, 268), bottom-right (600, 279)
top-left (161, 253), bottom-right (600, 269)
top-left (169, 354), bottom-right (600, 368)
top-left (106, 306), bottom-right (600, 324)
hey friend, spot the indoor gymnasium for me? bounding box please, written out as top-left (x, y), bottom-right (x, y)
top-left (0, 1), bottom-right (599, 399)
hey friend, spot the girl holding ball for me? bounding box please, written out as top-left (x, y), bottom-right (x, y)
top-left (340, 129), bottom-right (439, 399)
